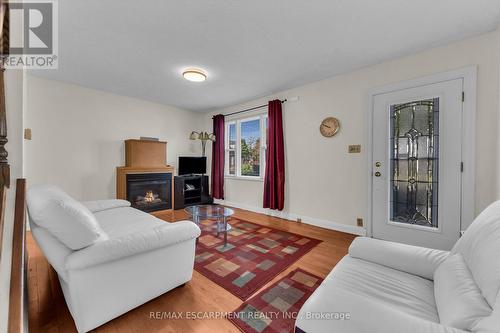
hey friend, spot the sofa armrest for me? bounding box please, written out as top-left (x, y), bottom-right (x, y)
top-left (65, 221), bottom-right (200, 270)
top-left (348, 237), bottom-right (448, 280)
top-left (81, 199), bottom-right (131, 213)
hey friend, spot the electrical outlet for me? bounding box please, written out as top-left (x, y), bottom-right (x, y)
top-left (24, 128), bottom-right (32, 140)
top-left (297, 218), bottom-right (302, 223)
top-left (349, 145), bottom-right (361, 153)
top-left (356, 218), bottom-right (363, 227)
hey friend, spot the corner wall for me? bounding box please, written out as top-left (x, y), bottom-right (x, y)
top-left (204, 28), bottom-right (500, 233)
top-left (24, 76), bottom-right (203, 200)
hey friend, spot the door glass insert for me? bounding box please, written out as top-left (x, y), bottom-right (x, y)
top-left (390, 98), bottom-right (439, 227)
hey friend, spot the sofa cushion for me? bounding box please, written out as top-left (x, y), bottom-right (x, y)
top-left (297, 278), bottom-right (466, 333)
top-left (434, 253), bottom-right (491, 330)
top-left (94, 206), bottom-right (165, 239)
top-left (452, 200), bottom-right (500, 306)
top-left (82, 199), bottom-right (130, 213)
top-left (329, 256), bottom-right (439, 322)
top-left (296, 256), bottom-right (448, 333)
top-left (27, 185), bottom-right (107, 250)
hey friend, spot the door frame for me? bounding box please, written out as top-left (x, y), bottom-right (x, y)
top-left (365, 66), bottom-right (477, 238)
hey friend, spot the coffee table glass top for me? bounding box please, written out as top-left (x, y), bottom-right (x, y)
top-left (184, 205), bottom-right (234, 219)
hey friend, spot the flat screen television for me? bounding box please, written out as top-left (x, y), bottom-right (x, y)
top-left (178, 156), bottom-right (207, 175)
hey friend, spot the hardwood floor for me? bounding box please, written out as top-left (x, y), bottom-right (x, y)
top-left (27, 207), bottom-right (356, 333)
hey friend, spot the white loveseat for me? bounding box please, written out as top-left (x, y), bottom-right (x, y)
top-left (27, 185), bottom-right (201, 332)
top-left (296, 200), bottom-right (500, 333)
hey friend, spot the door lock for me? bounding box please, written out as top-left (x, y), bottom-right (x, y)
top-left (375, 162), bottom-right (381, 167)
top-left (374, 171), bottom-right (381, 177)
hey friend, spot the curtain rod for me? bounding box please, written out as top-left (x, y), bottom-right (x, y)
top-left (214, 99), bottom-right (287, 118)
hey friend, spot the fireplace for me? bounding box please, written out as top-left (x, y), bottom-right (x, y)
top-left (117, 139), bottom-right (174, 213)
top-left (126, 173), bottom-right (172, 212)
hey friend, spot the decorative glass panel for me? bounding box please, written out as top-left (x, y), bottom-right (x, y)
top-left (390, 98), bottom-right (439, 227)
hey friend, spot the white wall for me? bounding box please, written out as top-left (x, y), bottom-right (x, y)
top-left (204, 28), bottom-right (500, 233)
top-left (0, 68), bottom-right (25, 333)
top-left (25, 76), bottom-right (202, 200)
top-left (497, 29), bottom-right (500, 198)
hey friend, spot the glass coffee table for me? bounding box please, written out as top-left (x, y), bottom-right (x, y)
top-left (184, 205), bottom-right (235, 246)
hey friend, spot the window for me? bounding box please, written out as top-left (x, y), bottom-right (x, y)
top-left (225, 113), bottom-right (268, 179)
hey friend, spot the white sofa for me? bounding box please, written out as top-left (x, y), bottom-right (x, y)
top-left (27, 185), bottom-right (201, 332)
top-left (296, 200), bottom-right (500, 333)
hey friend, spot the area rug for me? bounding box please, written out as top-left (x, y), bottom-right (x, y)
top-left (194, 218), bottom-right (321, 300)
top-left (228, 268), bottom-right (323, 333)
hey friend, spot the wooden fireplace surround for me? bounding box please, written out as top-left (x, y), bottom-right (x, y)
top-left (116, 139), bottom-right (175, 213)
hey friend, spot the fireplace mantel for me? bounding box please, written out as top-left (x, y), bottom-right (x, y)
top-left (125, 139), bottom-right (167, 168)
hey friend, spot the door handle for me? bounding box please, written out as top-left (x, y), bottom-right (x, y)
top-left (374, 172), bottom-right (381, 177)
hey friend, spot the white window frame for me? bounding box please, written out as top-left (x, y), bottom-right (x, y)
top-left (225, 120), bottom-right (237, 177)
top-left (225, 113), bottom-right (268, 180)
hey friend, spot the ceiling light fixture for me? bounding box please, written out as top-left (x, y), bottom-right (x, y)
top-left (183, 68), bottom-right (207, 82)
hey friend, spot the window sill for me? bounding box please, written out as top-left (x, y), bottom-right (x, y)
top-left (225, 175), bottom-right (264, 182)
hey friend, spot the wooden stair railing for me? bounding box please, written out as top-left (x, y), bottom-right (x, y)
top-left (8, 179), bottom-right (26, 333)
top-left (0, 0), bottom-right (9, 262)
top-left (0, 1), bottom-right (23, 332)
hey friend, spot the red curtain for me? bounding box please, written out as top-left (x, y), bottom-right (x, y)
top-left (263, 100), bottom-right (285, 210)
top-left (211, 114), bottom-right (225, 199)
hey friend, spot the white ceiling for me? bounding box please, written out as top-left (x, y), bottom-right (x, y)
top-left (33, 0), bottom-right (500, 112)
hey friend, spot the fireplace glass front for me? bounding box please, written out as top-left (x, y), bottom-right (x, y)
top-left (126, 173), bottom-right (172, 212)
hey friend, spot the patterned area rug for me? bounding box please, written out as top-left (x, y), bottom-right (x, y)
top-left (229, 268), bottom-right (323, 333)
top-left (194, 218), bottom-right (321, 300)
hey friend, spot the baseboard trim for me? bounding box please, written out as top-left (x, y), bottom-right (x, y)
top-left (214, 199), bottom-right (366, 236)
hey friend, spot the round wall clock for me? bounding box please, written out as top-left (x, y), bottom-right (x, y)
top-left (320, 117), bottom-right (340, 137)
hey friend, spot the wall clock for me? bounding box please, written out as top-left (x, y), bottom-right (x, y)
top-left (320, 117), bottom-right (340, 137)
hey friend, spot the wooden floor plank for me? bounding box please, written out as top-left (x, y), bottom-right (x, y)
top-left (27, 207), bottom-right (356, 333)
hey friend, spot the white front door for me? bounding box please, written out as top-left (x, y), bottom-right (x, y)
top-left (371, 79), bottom-right (463, 250)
